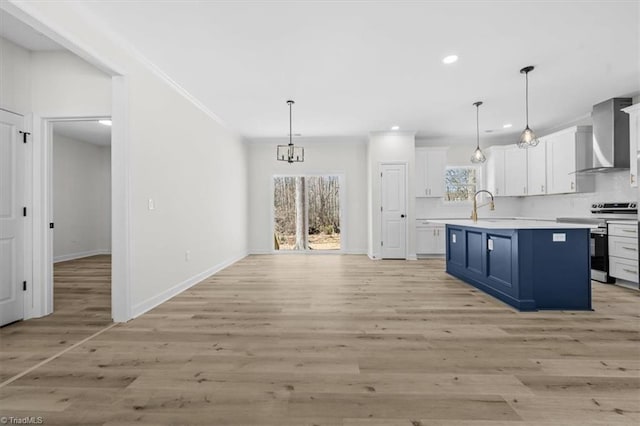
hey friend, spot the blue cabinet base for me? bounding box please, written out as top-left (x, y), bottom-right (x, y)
top-left (445, 225), bottom-right (592, 311)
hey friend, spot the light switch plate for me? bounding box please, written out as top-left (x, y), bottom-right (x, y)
top-left (452, 234), bottom-right (456, 243)
top-left (148, 198), bottom-right (155, 210)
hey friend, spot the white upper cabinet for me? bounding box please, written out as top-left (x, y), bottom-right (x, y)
top-left (622, 103), bottom-right (640, 188)
top-left (415, 147), bottom-right (447, 197)
top-left (504, 145), bottom-right (528, 196)
top-left (484, 146), bottom-right (506, 196)
top-left (526, 139), bottom-right (547, 196)
top-left (545, 126), bottom-right (594, 194)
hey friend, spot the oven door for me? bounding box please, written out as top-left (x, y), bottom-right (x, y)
top-left (590, 228), bottom-right (613, 283)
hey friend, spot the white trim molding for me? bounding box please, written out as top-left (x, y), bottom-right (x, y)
top-left (131, 252), bottom-right (248, 319)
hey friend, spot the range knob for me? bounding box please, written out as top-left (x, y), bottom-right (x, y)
top-left (631, 203), bottom-right (637, 209)
top-left (591, 203), bottom-right (597, 209)
top-left (598, 203), bottom-right (604, 208)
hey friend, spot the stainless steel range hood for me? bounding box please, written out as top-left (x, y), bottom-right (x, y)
top-left (575, 97), bottom-right (632, 174)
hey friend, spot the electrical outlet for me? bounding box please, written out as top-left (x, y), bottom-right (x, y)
top-left (185, 250), bottom-right (191, 261)
top-left (148, 198), bottom-right (155, 210)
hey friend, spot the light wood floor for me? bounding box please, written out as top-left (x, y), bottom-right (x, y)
top-left (1, 254), bottom-right (639, 425)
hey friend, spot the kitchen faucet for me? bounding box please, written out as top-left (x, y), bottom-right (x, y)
top-left (471, 190), bottom-right (495, 222)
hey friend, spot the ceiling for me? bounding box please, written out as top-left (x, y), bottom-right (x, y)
top-left (5, 2), bottom-right (640, 144)
top-left (0, 8), bottom-right (62, 51)
top-left (53, 121), bottom-right (112, 146)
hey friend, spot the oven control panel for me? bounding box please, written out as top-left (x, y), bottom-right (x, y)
top-left (591, 202), bottom-right (637, 214)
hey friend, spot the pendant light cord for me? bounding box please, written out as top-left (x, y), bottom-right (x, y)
top-left (476, 103), bottom-right (480, 149)
top-left (289, 101), bottom-right (293, 146)
top-left (525, 71), bottom-right (529, 128)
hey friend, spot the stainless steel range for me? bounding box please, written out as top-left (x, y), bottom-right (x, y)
top-left (557, 202), bottom-right (638, 283)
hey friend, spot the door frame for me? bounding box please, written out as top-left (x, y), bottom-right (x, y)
top-left (36, 116), bottom-right (117, 319)
top-left (270, 173), bottom-right (346, 254)
top-left (379, 162), bottom-right (409, 260)
top-left (31, 94), bottom-right (131, 322)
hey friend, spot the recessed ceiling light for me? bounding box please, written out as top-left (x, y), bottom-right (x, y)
top-left (391, 126), bottom-right (400, 130)
top-left (442, 55), bottom-right (458, 64)
top-left (503, 123), bottom-right (513, 128)
top-left (98, 119), bottom-right (112, 126)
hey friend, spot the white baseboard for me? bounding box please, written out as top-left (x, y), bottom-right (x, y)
top-left (131, 251), bottom-right (248, 319)
top-left (407, 254), bottom-right (418, 261)
top-left (249, 249), bottom-right (272, 255)
top-left (53, 249), bottom-right (111, 263)
top-left (250, 249), bottom-right (367, 255)
top-left (343, 249), bottom-right (367, 255)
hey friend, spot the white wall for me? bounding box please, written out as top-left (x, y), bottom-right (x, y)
top-left (52, 133), bottom-right (111, 261)
top-left (247, 138), bottom-right (367, 254)
top-left (0, 37), bottom-right (31, 114)
top-left (367, 131), bottom-right (416, 259)
top-left (127, 67), bottom-right (248, 312)
top-left (31, 50), bottom-right (112, 116)
top-left (519, 171), bottom-right (636, 218)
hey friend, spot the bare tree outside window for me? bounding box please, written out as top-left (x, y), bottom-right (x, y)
top-left (445, 167), bottom-right (478, 201)
top-left (273, 176), bottom-right (340, 250)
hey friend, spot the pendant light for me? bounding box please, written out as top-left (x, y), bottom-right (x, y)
top-left (517, 65), bottom-right (539, 148)
top-left (470, 101), bottom-right (486, 163)
top-left (277, 100), bottom-right (304, 163)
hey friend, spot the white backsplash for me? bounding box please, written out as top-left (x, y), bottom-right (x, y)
top-left (416, 171), bottom-right (637, 220)
top-left (519, 170), bottom-right (636, 218)
top-left (416, 196), bottom-right (522, 219)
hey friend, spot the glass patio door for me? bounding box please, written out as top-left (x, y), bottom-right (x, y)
top-left (273, 175), bottom-right (340, 251)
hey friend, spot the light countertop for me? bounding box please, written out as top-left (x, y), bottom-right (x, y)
top-left (427, 219), bottom-right (595, 229)
top-left (607, 220), bottom-right (638, 225)
top-left (416, 217), bottom-right (555, 222)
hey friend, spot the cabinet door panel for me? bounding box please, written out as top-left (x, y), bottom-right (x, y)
top-left (547, 132), bottom-right (576, 194)
top-left (526, 141), bottom-right (547, 195)
top-left (426, 150), bottom-right (447, 197)
top-left (465, 230), bottom-right (484, 274)
top-left (435, 226), bottom-right (446, 254)
top-left (416, 227), bottom-right (434, 254)
top-left (487, 234), bottom-right (513, 289)
top-left (626, 108), bottom-right (639, 187)
top-left (415, 149), bottom-right (428, 197)
top-left (504, 146), bottom-right (528, 196)
top-left (486, 148), bottom-right (505, 196)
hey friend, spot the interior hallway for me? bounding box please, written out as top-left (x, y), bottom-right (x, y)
top-left (0, 255), bottom-right (639, 425)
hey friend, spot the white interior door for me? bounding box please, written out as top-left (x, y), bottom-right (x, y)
top-left (0, 110), bottom-right (25, 326)
top-left (381, 163), bottom-right (407, 259)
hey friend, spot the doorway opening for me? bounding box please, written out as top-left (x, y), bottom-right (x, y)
top-left (273, 175), bottom-right (341, 252)
top-left (50, 119), bottom-right (112, 318)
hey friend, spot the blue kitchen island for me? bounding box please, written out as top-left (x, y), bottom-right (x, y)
top-left (429, 220), bottom-right (593, 311)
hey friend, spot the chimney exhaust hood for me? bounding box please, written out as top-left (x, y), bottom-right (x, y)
top-left (575, 97), bottom-right (632, 174)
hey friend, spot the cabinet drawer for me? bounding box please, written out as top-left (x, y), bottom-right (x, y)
top-left (608, 223), bottom-right (638, 238)
top-left (609, 256), bottom-right (639, 283)
top-left (609, 236), bottom-right (639, 261)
